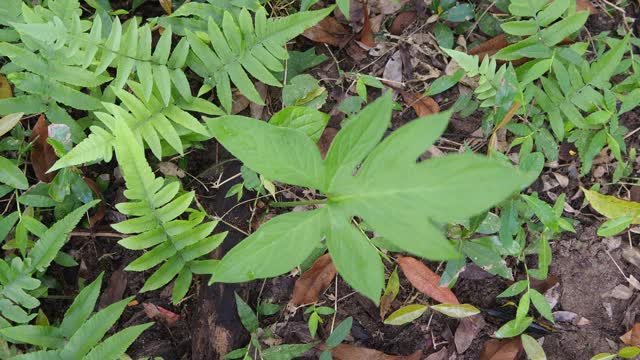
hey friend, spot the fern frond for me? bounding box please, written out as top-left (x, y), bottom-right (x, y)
top-left (0, 275), bottom-right (152, 360)
top-left (186, 6), bottom-right (333, 112)
top-left (50, 81), bottom-right (221, 172)
top-left (112, 122), bottom-right (226, 303)
top-left (157, 0), bottom-right (261, 36)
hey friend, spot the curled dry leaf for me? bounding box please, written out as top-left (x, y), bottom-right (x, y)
top-left (98, 268), bottom-right (128, 309)
top-left (401, 92), bottom-right (440, 117)
top-left (390, 11), bottom-right (417, 35)
top-left (330, 344), bottom-right (421, 360)
top-left (30, 114), bottom-right (57, 183)
top-left (291, 253), bottom-right (337, 305)
top-left (397, 256), bottom-right (459, 304)
top-left (621, 323), bottom-right (640, 346)
top-left (302, 17), bottom-right (350, 47)
top-left (143, 302), bottom-right (180, 327)
top-left (455, 315), bottom-right (486, 354)
top-left (479, 338), bottom-right (523, 360)
top-left (360, 1), bottom-right (375, 47)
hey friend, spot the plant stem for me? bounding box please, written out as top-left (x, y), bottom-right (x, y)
top-left (270, 199), bottom-right (327, 208)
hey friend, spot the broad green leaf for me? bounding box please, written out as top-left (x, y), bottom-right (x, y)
top-left (269, 106), bottom-right (329, 143)
top-left (529, 289), bottom-right (553, 322)
top-left (498, 280), bottom-right (528, 298)
top-left (540, 11), bottom-right (589, 47)
top-left (529, 236), bottom-right (551, 280)
top-left (426, 69), bottom-right (464, 96)
top-left (261, 343), bottom-right (316, 360)
top-left (521, 334), bottom-right (546, 360)
top-left (430, 303), bottom-right (480, 318)
top-left (83, 323), bottom-right (153, 360)
top-left (461, 237), bottom-right (512, 279)
top-left (445, 4), bottom-right (474, 22)
top-left (211, 209), bottom-right (327, 283)
top-left (0, 325), bottom-right (64, 349)
top-left (0, 156), bottom-right (27, 190)
top-left (207, 115), bottom-right (325, 190)
top-left (618, 346), bottom-right (640, 359)
top-left (60, 274), bottom-right (104, 337)
top-left (515, 291), bottom-right (530, 325)
top-left (234, 293), bottom-right (259, 333)
top-left (326, 213), bottom-right (384, 304)
top-left (326, 317), bottom-right (352, 347)
top-left (501, 20), bottom-right (538, 36)
top-left (598, 216), bottom-right (633, 237)
top-left (494, 317), bottom-right (533, 338)
top-left (383, 304), bottom-right (428, 325)
top-left (434, 23), bottom-right (454, 49)
top-left (584, 188), bottom-right (640, 224)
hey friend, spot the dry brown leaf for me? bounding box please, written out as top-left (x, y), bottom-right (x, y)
top-left (159, 0), bottom-right (172, 14)
top-left (291, 253), bottom-right (336, 305)
top-left (250, 82), bottom-right (269, 120)
top-left (30, 114), bottom-right (57, 183)
top-left (330, 344), bottom-right (422, 360)
top-left (425, 348), bottom-right (450, 360)
top-left (158, 162), bottom-right (186, 178)
top-left (479, 338), bottom-right (523, 360)
top-left (390, 12), bottom-right (417, 35)
top-left (455, 315), bottom-right (486, 354)
top-left (621, 323), bottom-right (640, 346)
top-left (397, 256), bottom-right (459, 304)
top-left (318, 128), bottom-right (338, 159)
top-left (231, 91), bottom-right (250, 114)
top-left (360, 1), bottom-right (375, 47)
top-left (83, 177), bottom-right (106, 226)
top-left (401, 92), bottom-right (440, 117)
top-left (302, 17), bottom-right (350, 47)
top-left (468, 34), bottom-right (510, 59)
top-left (143, 303), bottom-right (180, 327)
top-left (623, 247), bottom-right (640, 270)
top-left (376, 0), bottom-right (411, 15)
top-left (0, 74), bottom-right (12, 99)
top-left (98, 268), bottom-right (128, 309)
top-left (382, 51), bottom-right (403, 88)
top-left (576, 0), bottom-right (597, 13)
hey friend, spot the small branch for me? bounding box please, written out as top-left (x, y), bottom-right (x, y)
top-left (270, 199), bottom-right (327, 208)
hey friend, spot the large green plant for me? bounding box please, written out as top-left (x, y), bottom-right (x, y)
top-left (205, 93), bottom-right (531, 303)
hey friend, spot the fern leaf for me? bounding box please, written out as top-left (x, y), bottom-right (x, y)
top-left (112, 121), bottom-right (225, 302)
top-left (186, 6), bottom-right (333, 112)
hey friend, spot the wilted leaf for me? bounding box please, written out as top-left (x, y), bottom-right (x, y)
top-left (98, 268), bottom-right (128, 309)
top-left (479, 338), bottom-right (523, 360)
top-left (30, 115), bottom-right (57, 183)
top-left (0, 74), bottom-right (12, 99)
top-left (430, 303), bottom-right (480, 318)
top-left (468, 34), bottom-right (510, 59)
top-left (398, 256), bottom-right (459, 304)
top-left (383, 304), bottom-right (428, 325)
top-left (330, 344), bottom-right (421, 360)
top-left (390, 11), bottom-right (417, 35)
top-left (291, 253), bottom-right (337, 305)
top-left (360, 2), bottom-right (375, 46)
top-left (158, 162), bottom-right (186, 178)
top-left (401, 92), bottom-right (440, 117)
top-left (159, 0), bottom-right (172, 14)
top-left (583, 188), bottom-right (640, 224)
top-left (303, 17), bottom-right (350, 47)
top-left (576, 0), bottom-right (597, 13)
top-left (380, 267), bottom-right (400, 319)
top-left (83, 177), bottom-right (105, 226)
top-left (382, 51), bottom-right (403, 88)
top-left (0, 113), bottom-right (22, 137)
top-left (620, 323), bottom-right (640, 346)
top-left (455, 315), bottom-right (486, 354)
top-left (521, 334), bottom-right (546, 360)
top-left (143, 302), bottom-right (180, 327)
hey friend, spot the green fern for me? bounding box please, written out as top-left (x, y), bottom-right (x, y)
top-left (0, 274), bottom-right (152, 360)
top-left (112, 122), bottom-right (226, 303)
top-left (157, 0), bottom-right (261, 36)
top-left (186, 6), bottom-right (333, 113)
top-left (50, 81), bottom-right (222, 172)
top-left (0, 201), bottom-right (99, 326)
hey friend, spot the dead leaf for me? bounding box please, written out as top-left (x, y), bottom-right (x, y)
top-left (382, 51), bottom-right (403, 88)
top-left (291, 253), bottom-right (336, 305)
top-left (143, 303), bottom-right (180, 327)
top-left (98, 268), bottom-right (128, 309)
top-left (390, 12), bottom-right (417, 35)
top-left (83, 177), bottom-right (106, 226)
top-left (232, 90), bottom-right (250, 114)
top-left (360, 1), bottom-right (375, 47)
top-left (479, 338), bottom-right (523, 360)
top-left (250, 82), bottom-right (269, 120)
top-left (602, 284), bottom-right (634, 300)
top-left (623, 247), bottom-right (640, 270)
top-left (455, 315), bottom-right (486, 354)
top-left (376, 0), bottom-right (411, 15)
top-left (468, 34), bottom-right (510, 59)
top-left (330, 344), bottom-right (422, 360)
top-left (159, 0), bottom-right (172, 14)
top-left (621, 323), bottom-right (640, 346)
top-left (576, 0), bottom-right (597, 13)
top-left (401, 92), bottom-right (440, 117)
top-left (425, 348), bottom-right (450, 360)
top-left (158, 162), bottom-right (186, 178)
top-left (30, 114), bottom-right (57, 183)
top-left (0, 74), bottom-right (12, 99)
top-left (318, 128), bottom-right (338, 159)
top-left (303, 17), bottom-right (350, 47)
top-left (529, 274), bottom-right (559, 294)
top-left (397, 256), bottom-right (459, 304)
